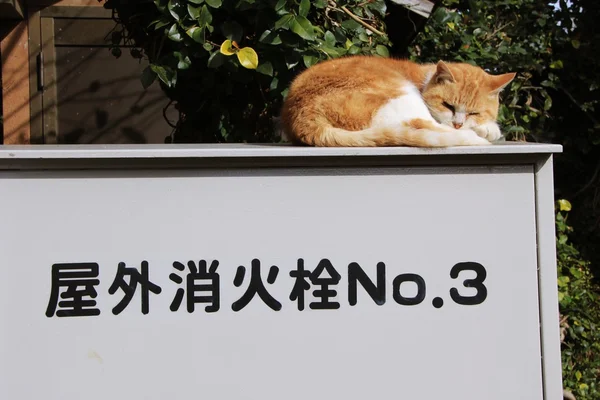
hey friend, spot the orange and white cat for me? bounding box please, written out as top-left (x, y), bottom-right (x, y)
top-left (280, 56), bottom-right (516, 147)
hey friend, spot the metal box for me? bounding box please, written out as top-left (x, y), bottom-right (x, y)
top-left (0, 143), bottom-right (563, 400)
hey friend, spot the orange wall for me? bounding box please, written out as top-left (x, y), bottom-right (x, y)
top-left (1, 21), bottom-right (30, 144)
top-left (1, 0), bottom-right (104, 144)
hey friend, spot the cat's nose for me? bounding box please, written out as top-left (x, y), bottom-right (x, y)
top-left (453, 122), bottom-right (463, 129)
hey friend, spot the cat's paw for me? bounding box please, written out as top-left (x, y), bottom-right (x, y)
top-left (463, 130), bottom-right (491, 146)
top-left (455, 130), bottom-right (491, 146)
top-left (472, 122), bottom-right (502, 142)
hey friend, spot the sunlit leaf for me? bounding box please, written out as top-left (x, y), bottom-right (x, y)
top-left (220, 39), bottom-right (236, 56)
top-left (236, 47), bottom-right (259, 69)
top-left (558, 199), bottom-right (572, 212)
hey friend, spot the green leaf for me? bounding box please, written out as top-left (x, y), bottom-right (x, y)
top-left (256, 61), bottom-right (274, 76)
top-left (174, 51), bottom-right (192, 70)
top-left (207, 51), bottom-right (226, 68)
top-left (188, 0), bottom-right (203, 3)
top-left (167, 0), bottom-right (184, 21)
top-left (571, 39), bottom-right (580, 49)
top-left (318, 44), bottom-right (345, 58)
top-left (299, 0), bottom-right (310, 17)
top-left (186, 26), bottom-right (204, 43)
top-left (153, 18), bottom-right (171, 30)
top-left (550, 60), bottom-right (564, 69)
top-left (154, 0), bottom-right (167, 12)
top-left (290, 16), bottom-right (316, 40)
top-left (324, 31), bottom-right (336, 46)
top-left (198, 5), bottom-right (213, 27)
top-left (368, 0), bottom-right (386, 17)
top-left (333, 28), bottom-right (347, 43)
top-left (314, 0), bottom-right (326, 8)
top-left (275, 0), bottom-right (287, 12)
top-left (140, 66), bottom-right (156, 89)
top-left (259, 30), bottom-right (282, 45)
top-left (205, 0), bottom-right (221, 7)
top-left (303, 55), bottom-right (318, 68)
top-left (187, 4), bottom-right (200, 19)
top-left (150, 64), bottom-right (177, 87)
top-left (341, 19), bottom-right (361, 30)
top-left (348, 45), bottom-right (361, 55)
top-left (275, 14), bottom-right (294, 30)
top-left (375, 45), bottom-right (389, 57)
top-left (168, 23), bottom-right (183, 42)
top-left (270, 76), bottom-right (279, 91)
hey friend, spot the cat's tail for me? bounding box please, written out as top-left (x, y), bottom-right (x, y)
top-left (294, 119), bottom-right (490, 147)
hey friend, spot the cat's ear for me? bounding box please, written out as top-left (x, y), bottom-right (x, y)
top-left (489, 72), bottom-right (516, 95)
top-left (433, 61), bottom-right (456, 84)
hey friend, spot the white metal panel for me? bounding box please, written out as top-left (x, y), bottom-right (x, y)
top-left (0, 142), bottom-right (563, 160)
top-left (535, 156), bottom-right (564, 399)
top-left (0, 165), bottom-right (543, 400)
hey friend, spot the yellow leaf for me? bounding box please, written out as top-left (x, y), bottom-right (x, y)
top-left (236, 47), bottom-right (259, 69)
top-left (558, 199), bottom-right (572, 212)
top-left (220, 40), bottom-right (236, 56)
top-left (447, 22), bottom-right (455, 30)
top-left (345, 39), bottom-right (353, 49)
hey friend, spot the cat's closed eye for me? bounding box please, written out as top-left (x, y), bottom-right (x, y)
top-left (468, 112), bottom-right (480, 116)
top-left (442, 101), bottom-right (455, 112)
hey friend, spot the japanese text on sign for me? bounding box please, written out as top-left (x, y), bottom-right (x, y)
top-left (45, 258), bottom-right (488, 318)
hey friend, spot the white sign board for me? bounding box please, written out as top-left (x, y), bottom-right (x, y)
top-left (0, 145), bottom-right (562, 400)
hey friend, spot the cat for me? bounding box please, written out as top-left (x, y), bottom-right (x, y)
top-left (280, 56), bottom-right (516, 147)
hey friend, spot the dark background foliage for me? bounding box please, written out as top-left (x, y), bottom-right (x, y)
top-left (103, 0), bottom-right (392, 143)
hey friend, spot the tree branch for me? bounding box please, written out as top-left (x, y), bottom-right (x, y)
top-left (329, 1), bottom-right (387, 37)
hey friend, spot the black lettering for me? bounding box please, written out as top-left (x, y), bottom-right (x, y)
top-left (450, 262), bottom-right (487, 305)
top-left (309, 259), bottom-right (341, 310)
top-left (45, 263), bottom-right (101, 318)
top-left (393, 273), bottom-right (426, 306)
top-left (170, 260), bottom-right (220, 313)
top-left (289, 259), bottom-right (311, 311)
top-left (232, 259), bottom-right (281, 311)
top-left (348, 262), bottom-right (386, 306)
top-left (108, 261), bottom-right (162, 315)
